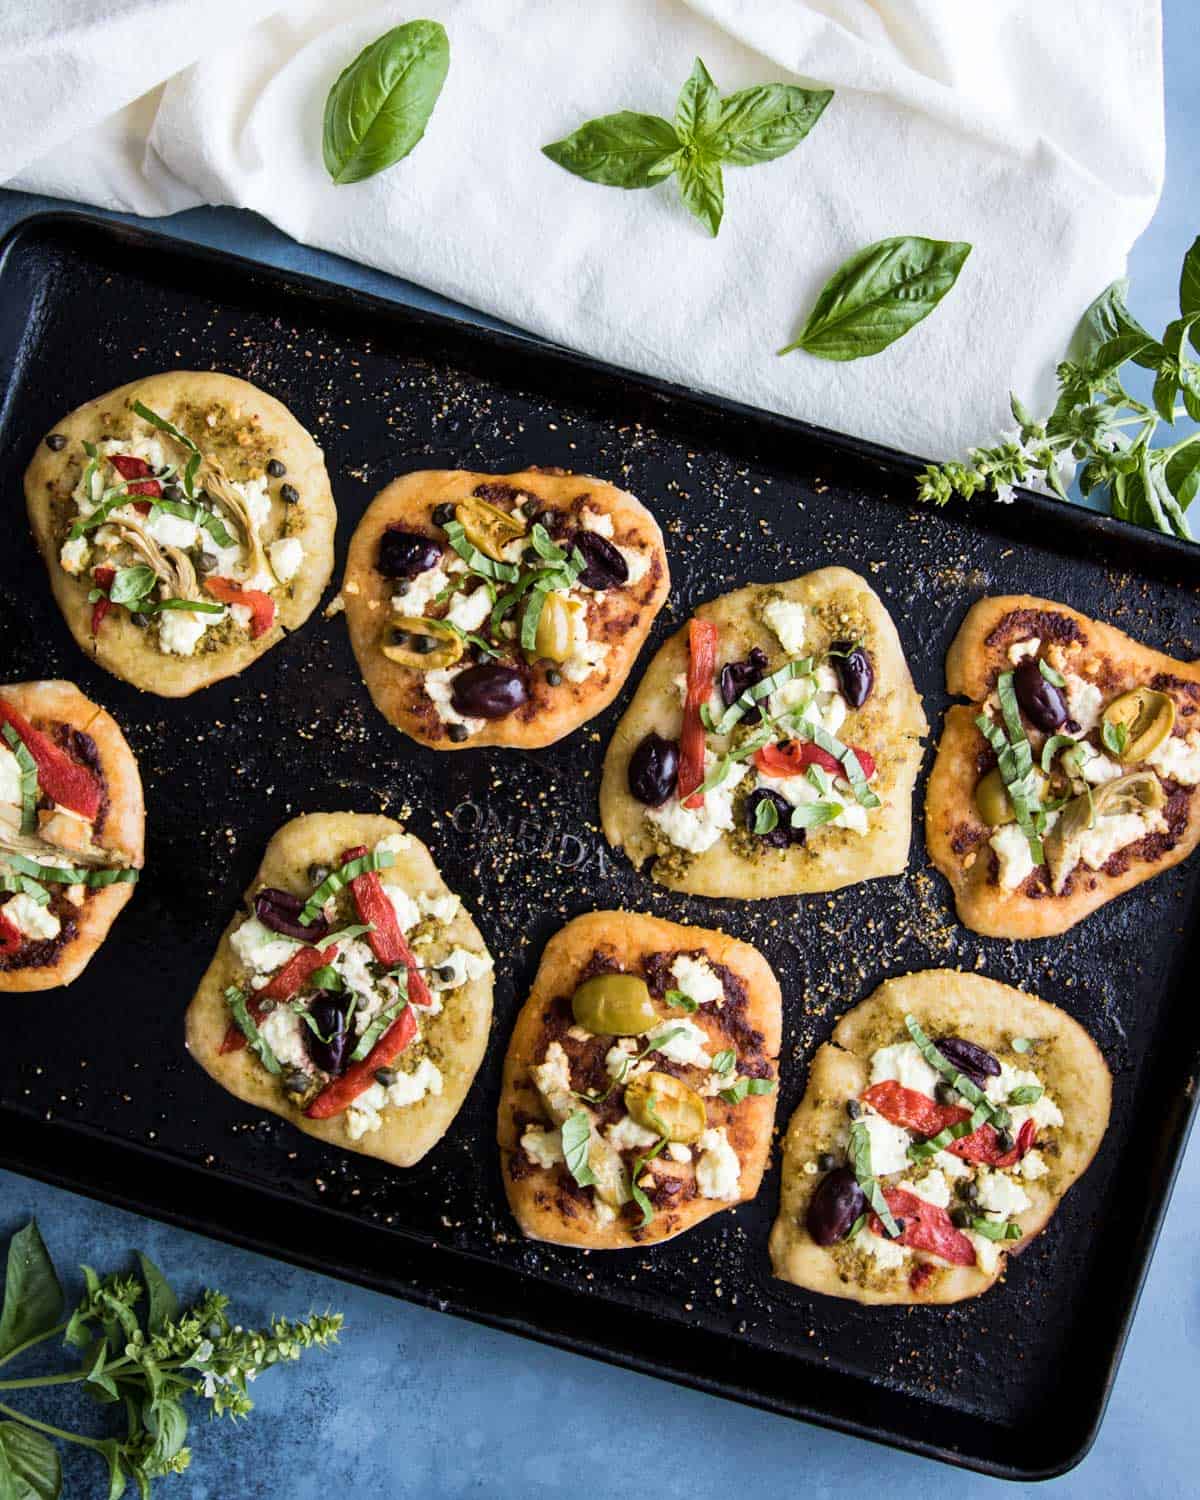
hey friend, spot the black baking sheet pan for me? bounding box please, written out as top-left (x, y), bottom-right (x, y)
top-left (1, 212), bottom-right (1198, 1481)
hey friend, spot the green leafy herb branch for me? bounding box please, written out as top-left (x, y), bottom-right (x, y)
top-left (918, 236), bottom-right (1200, 540)
top-left (0, 1222), bottom-right (341, 1499)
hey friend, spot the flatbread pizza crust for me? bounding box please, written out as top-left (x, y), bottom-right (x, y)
top-left (599, 567), bottom-right (927, 896)
top-left (498, 910), bottom-right (781, 1249)
top-left (927, 594), bottom-right (1200, 938)
top-left (25, 371), bottom-right (336, 696)
top-left (770, 970), bottom-right (1111, 1305)
top-left (342, 468), bottom-right (669, 750)
top-left (185, 813), bottom-right (493, 1168)
top-left (1, 681), bottom-right (144, 992)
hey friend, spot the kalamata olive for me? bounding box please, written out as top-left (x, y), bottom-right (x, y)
top-left (628, 733), bottom-right (678, 806)
top-left (377, 527), bottom-right (442, 579)
top-left (305, 997), bottom-right (351, 1076)
top-left (935, 1036), bottom-right (1001, 1088)
top-left (720, 647), bottom-right (769, 724)
top-left (745, 788), bottom-right (805, 850)
top-left (1013, 658), bottom-right (1067, 732)
top-left (806, 1166), bottom-right (868, 1246)
top-left (450, 663), bottom-right (529, 719)
top-left (624, 1071), bottom-right (707, 1143)
top-left (831, 641), bottom-right (874, 708)
top-left (255, 887), bottom-right (329, 943)
top-left (572, 973), bottom-right (658, 1035)
top-left (574, 531), bottom-right (628, 591)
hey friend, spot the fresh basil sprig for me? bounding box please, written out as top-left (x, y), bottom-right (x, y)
top-left (1, 725), bottom-right (38, 834)
top-left (848, 1119), bottom-right (900, 1238)
top-left (561, 1109), bottom-right (597, 1188)
top-left (543, 57), bottom-right (832, 238)
top-left (323, 20), bottom-right (450, 186)
top-left (780, 236), bottom-right (971, 361)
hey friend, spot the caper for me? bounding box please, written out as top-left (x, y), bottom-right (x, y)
top-left (950, 1207), bottom-right (972, 1229)
top-left (447, 723), bottom-right (469, 743)
top-left (45, 433), bottom-right (67, 452)
top-left (380, 615), bottom-right (463, 671)
top-left (522, 498), bottom-right (541, 519)
top-left (163, 483), bottom-right (184, 502)
top-left (436, 965), bottom-right (456, 983)
top-left (816, 1151), bottom-right (837, 1172)
top-left (571, 973), bottom-right (658, 1036)
top-left (960, 1180), bottom-right (980, 1204)
top-left (530, 591), bottom-right (579, 664)
top-left (307, 863), bottom-right (330, 886)
top-left (267, 458), bottom-right (286, 478)
top-left (624, 1071), bottom-right (707, 1143)
top-left (996, 1129), bottom-right (1014, 1153)
top-left (432, 502), bottom-right (457, 527)
top-left (374, 1066), bottom-right (399, 1086)
top-left (129, 612), bottom-right (148, 629)
top-left (280, 484), bottom-right (299, 505)
top-left (1101, 687), bottom-right (1175, 763)
top-left (846, 1099), bottom-right (861, 1120)
top-left (283, 1069), bottom-right (310, 1095)
top-left (990, 1107), bottom-right (1011, 1131)
top-left (454, 495), bottom-right (526, 561)
top-left (545, 668), bottom-right (563, 687)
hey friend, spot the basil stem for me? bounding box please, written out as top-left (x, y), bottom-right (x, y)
top-left (848, 1119), bottom-right (900, 1237)
top-left (225, 986), bottom-right (281, 1075)
top-left (1, 725), bottom-right (38, 834)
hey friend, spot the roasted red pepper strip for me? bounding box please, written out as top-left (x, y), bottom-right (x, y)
top-left (754, 739), bottom-right (876, 780)
top-left (678, 618), bottom-right (718, 808)
top-left (203, 577), bottom-right (276, 638)
top-left (91, 566), bottom-right (116, 638)
top-left (339, 845), bottom-right (433, 1008)
top-left (949, 1116), bottom-right (1036, 1169)
top-left (0, 698), bottom-right (100, 819)
top-left (861, 1080), bottom-right (1036, 1168)
top-left (305, 1004), bottom-right (418, 1120)
top-left (218, 942), bottom-right (339, 1054)
top-left (0, 906), bottom-right (22, 956)
top-left (108, 453), bottom-right (162, 499)
top-left (870, 1188), bottom-right (976, 1266)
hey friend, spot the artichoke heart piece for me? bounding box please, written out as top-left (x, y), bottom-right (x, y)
top-left (455, 495), bottom-right (526, 561)
top-left (1045, 770), bottom-right (1166, 893)
top-left (1102, 687), bottom-right (1175, 763)
top-left (624, 1070), bottom-right (707, 1143)
top-left (530, 591), bottom-right (582, 664)
top-left (381, 615), bottom-right (463, 671)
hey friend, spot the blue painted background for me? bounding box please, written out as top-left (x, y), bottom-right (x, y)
top-left (2, 5), bottom-right (1198, 1493)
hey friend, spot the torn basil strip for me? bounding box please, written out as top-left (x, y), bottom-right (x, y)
top-left (848, 1119), bottom-right (900, 1237)
top-left (903, 1015), bottom-right (1006, 1126)
top-left (297, 849), bottom-right (396, 927)
top-left (803, 723), bottom-right (881, 808)
top-left (131, 401), bottom-right (204, 499)
top-left (443, 521), bottom-right (520, 583)
top-left (349, 996), bottom-right (409, 1062)
top-left (907, 1102), bottom-right (990, 1160)
top-left (1, 725), bottom-right (38, 834)
top-left (225, 986), bottom-right (281, 1075)
top-left (151, 497), bottom-right (236, 549)
top-left (968, 1217), bottom-right (1022, 1242)
top-left (2, 852), bottom-right (138, 888)
top-left (976, 678), bottom-right (1044, 862)
top-left (714, 657), bottom-right (812, 735)
top-left (629, 1137), bottom-right (668, 1228)
top-left (1040, 733), bottom-right (1076, 774)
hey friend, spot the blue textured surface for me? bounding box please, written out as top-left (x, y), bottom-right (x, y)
top-left (1, 6), bottom-right (1198, 1493)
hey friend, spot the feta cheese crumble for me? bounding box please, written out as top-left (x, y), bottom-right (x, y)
top-left (669, 953), bottom-right (724, 1007)
top-left (646, 751), bottom-right (748, 854)
top-left (521, 1126), bottom-right (564, 1168)
top-left (695, 1127), bottom-right (740, 1200)
top-left (646, 1018), bottom-right (711, 1068)
top-left (761, 598), bottom-right (807, 655)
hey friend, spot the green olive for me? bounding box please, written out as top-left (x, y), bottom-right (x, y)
top-left (380, 616), bottom-right (463, 672)
top-left (571, 973), bottom-right (657, 1036)
top-left (530, 591), bottom-right (580, 664)
top-left (1101, 687), bottom-right (1175, 763)
top-left (974, 766), bottom-right (1050, 826)
top-left (624, 1071), bottom-right (707, 1144)
top-left (454, 496), bottom-right (526, 561)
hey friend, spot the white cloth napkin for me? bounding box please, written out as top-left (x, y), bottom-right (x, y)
top-left (2, 0), bottom-right (1164, 461)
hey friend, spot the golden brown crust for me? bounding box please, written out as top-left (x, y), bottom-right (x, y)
top-left (928, 594), bottom-right (1200, 938)
top-left (342, 469), bottom-right (669, 750)
top-left (599, 567), bottom-right (927, 896)
top-left (498, 910), bottom-right (781, 1249)
top-left (25, 371), bottom-right (336, 696)
top-left (770, 970), bottom-right (1111, 1305)
top-left (0, 681), bottom-right (144, 992)
top-left (184, 813), bottom-right (492, 1167)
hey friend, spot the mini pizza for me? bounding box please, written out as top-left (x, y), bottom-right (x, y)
top-left (927, 594), bottom-right (1200, 938)
top-left (498, 911), bottom-right (781, 1249)
top-left (25, 371), bottom-right (336, 695)
top-left (186, 813), bottom-right (493, 1167)
top-left (599, 567), bottom-right (927, 897)
top-left (770, 970), bottom-right (1110, 1305)
top-left (342, 468), bottom-right (669, 749)
top-left (1, 681), bottom-right (143, 991)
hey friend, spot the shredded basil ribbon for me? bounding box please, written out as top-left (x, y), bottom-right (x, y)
top-left (628, 1136), bottom-right (668, 1228)
top-left (69, 489), bottom-right (145, 539)
top-left (2, 852), bottom-right (138, 889)
top-left (297, 849), bottom-right (395, 927)
top-left (1038, 658), bottom-right (1067, 688)
top-left (848, 1118), bottom-right (901, 1237)
top-left (561, 1109), bottom-right (596, 1187)
top-left (907, 1101), bottom-right (990, 1161)
top-left (694, 727), bottom-right (774, 799)
top-left (718, 1076), bottom-right (775, 1105)
top-left (1040, 732), bottom-right (1076, 774)
top-left (752, 796), bottom-right (779, 834)
top-left (904, 1015), bottom-right (1005, 1130)
top-left (806, 723), bottom-right (881, 808)
top-left (518, 550), bottom-right (586, 653)
top-left (349, 986), bottom-right (410, 1063)
top-left (131, 401), bottom-right (203, 499)
top-left (977, 672), bottom-right (1044, 862)
top-left (714, 658), bottom-right (813, 736)
top-left (443, 520), bottom-right (520, 583)
top-left (968, 1217), bottom-right (1022, 1242)
top-left (150, 497), bottom-right (236, 549)
top-left (710, 1047), bottom-right (736, 1075)
top-left (225, 986), bottom-right (281, 1075)
top-left (317, 922), bottom-right (374, 949)
top-left (664, 988), bottom-right (697, 1012)
top-left (1, 725), bottom-right (38, 834)
top-left (1007, 1084), bottom-right (1043, 1105)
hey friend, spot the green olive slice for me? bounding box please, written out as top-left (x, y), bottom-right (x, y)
top-left (454, 496), bottom-right (526, 562)
top-left (381, 616), bottom-right (463, 672)
top-left (1101, 687), bottom-right (1175, 763)
top-left (571, 973), bottom-right (657, 1036)
top-left (624, 1071), bottom-right (707, 1144)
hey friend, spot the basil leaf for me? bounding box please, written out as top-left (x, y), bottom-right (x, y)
top-left (798, 722), bottom-right (880, 808)
top-left (907, 1102), bottom-right (989, 1160)
top-left (1102, 720), bottom-right (1128, 757)
top-left (138, 598), bottom-right (225, 617)
top-left (1179, 234), bottom-right (1200, 327)
top-left (323, 20), bottom-right (450, 187)
top-left (0, 1221), bottom-right (63, 1363)
top-left (848, 1119), bottom-right (900, 1237)
top-left (152, 497), bottom-right (236, 549)
top-left (225, 986), bottom-right (280, 1075)
top-left (561, 1110), bottom-right (597, 1188)
top-left (969, 1217), bottom-right (1023, 1242)
top-left (747, 1078), bottom-right (776, 1095)
top-left (628, 1138), bottom-right (667, 1228)
top-left (1038, 659), bottom-right (1066, 688)
top-left (752, 796), bottom-right (779, 835)
top-left (68, 490), bottom-right (138, 539)
top-left (1040, 732), bottom-right (1075, 773)
top-left (719, 1077), bottom-right (750, 1105)
top-left (664, 988), bottom-right (698, 1013)
top-left (846, 1212), bottom-right (868, 1240)
top-left (976, 675), bottom-right (1043, 862)
top-left (1007, 1084), bottom-right (1043, 1106)
top-left (711, 1048), bottom-right (736, 1075)
top-left (1, 725), bottom-right (38, 835)
top-left (16, 877), bottom-right (50, 906)
top-left (789, 801), bottom-right (840, 830)
top-left (528, 524), bottom-right (566, 562)
top-left (543, 112), bottom-right (681, 189)
top-left (676, 152), bottom-right (724, 238)
top-left (0, 1420), bottom-right (61, 1500)
top-left (780, 236), bottom-right (972, 362)
top-left (676, 57), bottom-right (721, 141)
top-left (298, 848), bottom-right (395, 927)
top-left (0, 853), bottom-right (138, 889)
top-left (137, 1252), bottom-right (180, 1336)
top-left (308, 964), bottom-right (343, 992)
top-left (349, 992), bottom-right (409, 1063)
top-left (702, 82), bottom-right (834, 166)
top-left (108, 565), bottom-right (157, 608)
top-left (1068, 279), bottom-right (1159, 369)
top-left (904, 1015), bottom-right (1004, 1129)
